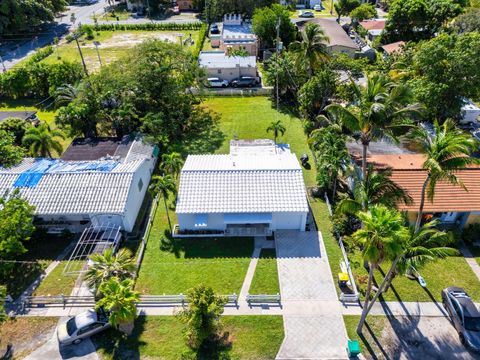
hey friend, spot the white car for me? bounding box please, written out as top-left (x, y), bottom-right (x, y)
top-left (313, 4), bottom-right (322, 11)
top-left (57, 309), bottom-right (110, 345)
top-left (207, 77), bottom-right (229, 88)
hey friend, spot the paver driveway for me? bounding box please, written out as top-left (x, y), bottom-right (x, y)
top-left (276, 230), bottom-right (348, 360)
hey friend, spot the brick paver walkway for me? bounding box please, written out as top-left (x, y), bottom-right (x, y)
top-left (275, 230), bottom-right (349, 360)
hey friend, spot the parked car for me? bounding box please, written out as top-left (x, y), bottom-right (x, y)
top-left (57, 309), bottom-right (110, 345)
top-left (173, 6), bottom-right (180, 15)
top-left (206, 77), bottom-right (229, 88)
top-left (210, 24), bottom-right (220, 34)
top-left (230, 76), bottom-right (257, 88)
top-left (299, 11), bottom-right (315, 18)
top-left (442, 287), bottom-right (480, 352)
top-left (313, 4), bottom-right (322, 11)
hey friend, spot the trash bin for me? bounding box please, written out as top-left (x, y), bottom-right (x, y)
top-left (338, 272), bottom-right (349, 287)
top-left (347, 339), bottom-right (361, 357)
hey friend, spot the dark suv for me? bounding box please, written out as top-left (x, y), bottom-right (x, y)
top-left (230, 76), bottom-right (257, 88)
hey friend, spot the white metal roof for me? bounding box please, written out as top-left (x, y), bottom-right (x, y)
top-left (0, 158), bottom-right (146, 216)
top-left (176, 151), bottom-right (308, 214)
top-left (199, 52), bottom-right (256, 69)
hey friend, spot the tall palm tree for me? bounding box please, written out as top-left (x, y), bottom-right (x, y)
top-left (289, 22), bottom-right (330, 77)
top-left (266, 120), bottom-right (286, 145)
top-left (22, 123), bottom-right (65, 158)
top-left (149, 174), bottom-right (177, 232)
top-left (309, 126), bottom-right (349, 199)
top-left (161, 152), bottom-right (184, 178)
top-left (352, 205), bottom-right (408, 334)
top-left (408, 120), bottom-right (479, 232)
top-left (96, 277), bottom-right (139, 335)
top-left (326, 73), bottom-right (419, 177)
top-left (336, 164), bottom-right (412, 215)
top-left (84, 248), bottom-right (137, 292)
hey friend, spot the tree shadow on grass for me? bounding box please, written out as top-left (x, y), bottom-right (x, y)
top-left (187, 332), bottom-right (233, 360)
top-left (91, 316), bottom-right (147, 360)
top-left (159, 231), bottom-right (253, 260)
top-left (359, 320), bottom-right (390, 360)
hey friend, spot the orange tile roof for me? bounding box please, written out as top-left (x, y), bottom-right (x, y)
top-left (365, 154), bottom-right (480, 212)
top-left (359, 20), bottom-right (386, 31)
top-left (381, 41), bottom-right (405, 55)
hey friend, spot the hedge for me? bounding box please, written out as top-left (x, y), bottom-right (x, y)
top-left (84, 22), bottom-right (203, 32)
top-left (193, 23), bottom-right (208, 59)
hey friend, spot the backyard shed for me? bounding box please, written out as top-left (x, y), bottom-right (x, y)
top-left (175, 140), bottom-right (309, 236)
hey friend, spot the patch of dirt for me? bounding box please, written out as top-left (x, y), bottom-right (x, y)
top-left (0, 316), bottom-right (58, 359)
top-left (83, 32), bottom-right (184, 49)
top-left (363, 316), bottom-right (479, 359)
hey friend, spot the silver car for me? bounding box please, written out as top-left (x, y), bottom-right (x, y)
top-left (207, 77), bottom-right (229, 88)
top-left (57, 309), bottom-right (110, 345)
top-left (442, 287), bottom-right (480, 352)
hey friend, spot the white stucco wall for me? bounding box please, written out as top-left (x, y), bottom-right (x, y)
top-left (205, 66), bottom-right (257, 82)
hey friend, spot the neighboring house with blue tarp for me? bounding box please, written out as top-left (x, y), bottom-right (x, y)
top-left (0, 137), bottom-right (157, 233)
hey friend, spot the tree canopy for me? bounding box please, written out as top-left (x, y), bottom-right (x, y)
top-left (252, 4), bottom-right (296, 49)
top-left (452, 7), bottom-right (480, 33)
top-left (0, 130), bottom-right (25, 168)
top-left (0, 0), bottom-right (67, 34)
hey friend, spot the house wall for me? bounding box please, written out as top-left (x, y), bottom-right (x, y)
top-left (465, 212), bottom-right (480, 226)
top-left (177, 213), bottom-right (225, 231)
top-left (221, 42), bottom-right (258, 56)
top-left (177, 0), bottom-right (194, 10)
top-left (204, 65), bottom-right (257, 81)
top-left (328, 45), bottom-right (357, 58)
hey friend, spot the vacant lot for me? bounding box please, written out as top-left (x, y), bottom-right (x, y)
top-left (94, 315), bottom-right (283, 360)
top-left (43, 30), bottom-right (200, 72)
top-left (344, 315), bottom-right (476, 359)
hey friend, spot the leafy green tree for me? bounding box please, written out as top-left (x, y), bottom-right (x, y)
top-left (408, 120), bottom-right (478, 232)
top-left (161, 152), bottom-right (184, 177)
top-left (383, 0), bottom-right (464, 42)
top-left (452, 7), bottom-right (480, 33)
top-left (149, 175), bottom-right (177, 232)
top-left (263, 52), bottom-right (306, 101)
top-left (298, 69), bottom-right (337, 120)
top-left (336, 165), bottom-right (412, 215)
top-left (22, 123), bottom-right (64, 158)
top-left (289, 22), bottom-right (330, 77)
top-left (309, 126), bottom-right (348, 198)
top-left (0, 130), bottom-right (25, 168)
top-left (405, 32), bottom-right (480, 121)
top-left (84, 248), bottom-right (137, 293)
top-left (56, 102), bottom-right (98, 138)
top-left (178, 285), bottom-right (227, 350)
top-left (334, 0), bottom-right (361, 22)
top-left (350, 3), bottom-right (377, 22)
top-left (0, 118), bottom-right (31, 146)
top-left (326, 73), bottom-right (418, 177)
top-left (0, 191), bottom-right (35, 260)
top-left (252, 4), bottom-right (296, 49)
top-left (352, 205), bottom-right (408, 334)
top-left (196, 0), bottom-right (276, 20)
top-left (0, 285), bottom-right (6, 323)
top-left (266, 120), bottom-right (286, 144)
top-left (96, 278), bottom-right (139, 335)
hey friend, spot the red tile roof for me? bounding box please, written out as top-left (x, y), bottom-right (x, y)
top-left (359, 20), bottom-right (386, 31)
top-left (381, 41), bottom-right (405, 55)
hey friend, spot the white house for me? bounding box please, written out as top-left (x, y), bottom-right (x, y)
top-left (210, 14), bottom-right (258, 56)
top-left (199, 51), bottom-right (257, 82)
top-left (0, 137), bottom-right (157, 233)
top-left (175, 140), bottom-right (309, 236)
top-left (461, 99), bottom-right (480, 125)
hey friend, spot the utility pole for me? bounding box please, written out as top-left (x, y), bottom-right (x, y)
top-left (93, 41), bottom-right (102, 67)
top-left (331, 0), bottom-right (334, 15)
top-left (74, 34), bottom-right (89, 77)
top-left (275, 18), bottom-right (282, 116)
top-left (0, 55), bottom-right (6, 73)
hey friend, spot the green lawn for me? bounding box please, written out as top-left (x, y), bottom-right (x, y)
top-left (94, 315), bottom-right (284, 360)
top-left (44, 30), bottom-right (200, 73)
top-left (249, 249), bottom-right (280, 295)
top-left (202, 97), bottom-right (316, 186)
top-left (135, 198), bottom-right (254, 295)
top-left (33, 260), bottom-right (82, 296)
top-left (291, 2), bottom-right (336, 18)
top-left (343, 315), bottom-right (387, 359)
top-left (349, 249), bottom-right (480, 303)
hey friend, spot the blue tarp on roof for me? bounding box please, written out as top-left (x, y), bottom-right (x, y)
top-left (13, 159), bottom-right (119, 188)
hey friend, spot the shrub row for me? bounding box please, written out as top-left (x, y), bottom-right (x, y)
top-left (193, 23), bottom-right (208, 59)
top-left (84, 22), bottom-right (203, 32)
top-left (25, 46), bottom-right (54, 65)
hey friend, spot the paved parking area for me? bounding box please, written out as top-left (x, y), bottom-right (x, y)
top-left (275, 230), bottom-right (349, 359)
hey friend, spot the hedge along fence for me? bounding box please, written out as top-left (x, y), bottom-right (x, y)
top-left (193, 23), bottom-right (208, 60)
top-left (84, 22), bottom-right (203, 32)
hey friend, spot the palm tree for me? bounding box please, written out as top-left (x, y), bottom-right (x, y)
top-left (96, 277), bottom-right (139, 335)
top-left (309, 126), bottom-right (348, 199)
top-left (336, 164), bottom-right (412, 215)
top-left (84, 248), bottom-right (137, 292)
top-left (352, 205), bottom-right (408, 334)
top-left (22, 124), bottom-right (65, 158)
top-left (408, 120), bottom-right (479, 232)
top-left (289, 22), bottom-right (330, 77)
top-left (54, 84), bottom-right (78, 106)
top-left (326, 73), bottom-right (419, 177)
top-left (161, 152), bottom-right (183, 178)
top-left (149, 174), bottom-right (177, 232)
top-left (266, 120), bottom-right (286, 145)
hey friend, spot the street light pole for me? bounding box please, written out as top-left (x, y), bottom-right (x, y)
top-left (93, 41), bottom-right (102, 67)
